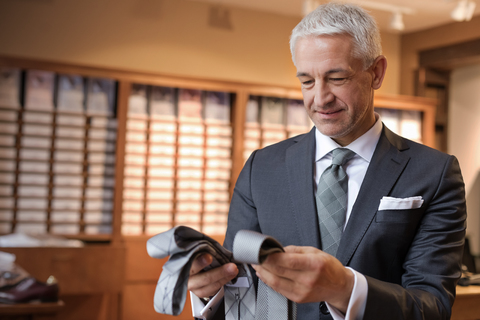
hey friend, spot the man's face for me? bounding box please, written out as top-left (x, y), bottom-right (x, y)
top-left (295, 34), bottom-right (378, 146)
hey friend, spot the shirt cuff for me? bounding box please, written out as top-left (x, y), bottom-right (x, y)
top-left (190, 288), bottom-right (224, 320)
top-left (327, 267), bottom-right (368, 320)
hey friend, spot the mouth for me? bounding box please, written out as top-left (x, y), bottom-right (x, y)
top-left (313, 108), bottom-right (345, 120)
top-left (315, 108), bottom-right (343, 115)
top-left (319, 109), bottom-right (341, 114)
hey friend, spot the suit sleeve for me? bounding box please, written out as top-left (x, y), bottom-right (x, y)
top-left (363, 155), bottom-right (467, 320)
top-left (224, 150), bottom-right (262, 250)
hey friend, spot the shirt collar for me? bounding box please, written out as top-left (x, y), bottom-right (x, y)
top-left (315, 113), bottom-right (383, 163)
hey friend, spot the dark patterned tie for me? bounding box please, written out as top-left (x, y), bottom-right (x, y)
top-left (316, 148), bottom-right (356, 257)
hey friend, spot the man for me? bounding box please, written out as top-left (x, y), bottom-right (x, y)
top-left (188, 3), bottom-right (466, 319)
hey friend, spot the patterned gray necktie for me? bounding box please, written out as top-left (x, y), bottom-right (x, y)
top-left (233, 230), bottom-right (296, 320)
top-left (147, 226), bottom-right (296, 320)
top-left (316, 148), bottom-right (356, 257)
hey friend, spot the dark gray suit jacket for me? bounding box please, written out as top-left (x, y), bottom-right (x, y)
top-left (224, 125), bottom-right (466, 320)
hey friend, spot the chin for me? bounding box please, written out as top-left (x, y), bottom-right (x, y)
top-left (316, 123), bottom-right (350, 138)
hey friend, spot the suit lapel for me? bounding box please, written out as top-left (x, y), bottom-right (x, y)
top-left (285, 128), bottom-right (321, 248)
top-left (336, 127), bottom-right (411, 265)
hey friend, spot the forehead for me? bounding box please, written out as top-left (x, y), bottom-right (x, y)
top-left (294, 34), bottom-right (360, 73)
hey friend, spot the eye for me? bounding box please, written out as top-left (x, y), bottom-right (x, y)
top-left (329, 77), bottom-right (347, 84)
top-left (301, 79), bottom-right (314, 87)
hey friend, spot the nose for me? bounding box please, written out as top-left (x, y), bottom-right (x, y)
top-left (314, 81), bottom-right (335, 107)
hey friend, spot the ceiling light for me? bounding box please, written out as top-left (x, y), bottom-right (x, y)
top-left (390, 12), bottom-right (405, 31)
top-left (465, 0), bottom-right (477, 20)
top-left (451, 0), bottom-right (477, 21)
top-left (452, 0), bottom-right (468, 21)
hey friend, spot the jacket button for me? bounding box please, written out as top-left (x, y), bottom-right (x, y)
top-left (319, 302), bottom-right (330, 315)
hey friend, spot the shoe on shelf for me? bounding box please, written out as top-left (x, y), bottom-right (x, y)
top-left (0, 275), bottom-right (59, 304)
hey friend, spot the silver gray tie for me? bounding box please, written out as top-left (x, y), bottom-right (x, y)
top-left (232, 230), bottom-right (296, 320)
top-left (146, 226), bottom-right (233, 315)
top-left (147, 226), bottom-right (296, 320)
top-left (316, 148), bottom-right (356, 257)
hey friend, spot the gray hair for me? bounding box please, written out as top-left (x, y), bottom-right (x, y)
top-left (290, 2), bottom-right (382, 69)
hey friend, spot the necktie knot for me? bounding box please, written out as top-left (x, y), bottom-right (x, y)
top-left (331, 148), bottom-right (356, 167)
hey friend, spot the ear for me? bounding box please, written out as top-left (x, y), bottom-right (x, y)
top-left (370, 55), bottom-right (387, 90)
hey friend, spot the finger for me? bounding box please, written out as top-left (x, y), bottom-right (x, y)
top-left (254, 257), bottom-right (326, 304)
top-left (189, 263), bottom-right (238, 297)
top-left (283, 245), bottom-right (319, 254)
top-left (254, 257), bottom-right (305, 284)
top-left (253, 264), bottom-right (296, 299)
top-left (262, 252), bottom-right (309, 273)
top-left (188, 263), bottom-right (238, 297)
top-left (260, 252), bottom-right (333, 288)
top-left (190, 253), bottom-right (213, 275)
top-left (265, 246), bottom-right (330, 272)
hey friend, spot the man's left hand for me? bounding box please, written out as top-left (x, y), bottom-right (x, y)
top-left (251, 245), bottom-right (354, 314)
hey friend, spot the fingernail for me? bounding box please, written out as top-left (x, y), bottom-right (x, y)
top-left (199, 254), bottom-right (209, 267)
top-left (226, 264), bottom-right (238, 276)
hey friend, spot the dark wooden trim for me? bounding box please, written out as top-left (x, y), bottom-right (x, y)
top-left (230, 91), bottom-right (247, 197)
top-left (111, 81), bottom-right (130, 244)
top-left (419, 38), bottom-right (480, 70)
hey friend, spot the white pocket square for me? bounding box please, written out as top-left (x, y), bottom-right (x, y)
top-left (378, 196), bottom-right (424, 210)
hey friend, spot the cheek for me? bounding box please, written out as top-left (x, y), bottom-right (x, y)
top-left (354, 77), bottom-right (373, 102)
top-left (336, 85), bottom-right (368, 110)
top-left (301, 90), bottom-right (314, 110)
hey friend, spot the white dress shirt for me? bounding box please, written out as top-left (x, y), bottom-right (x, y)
top-left (315, 115), bottom-right (382, 320)
top-left (192, 115), bottom-right (383, 320)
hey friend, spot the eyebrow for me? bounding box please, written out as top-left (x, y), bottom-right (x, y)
top-left (296, 72), bottom-right (310, 77)
top-left (296, 68), bottom-right (349, 78)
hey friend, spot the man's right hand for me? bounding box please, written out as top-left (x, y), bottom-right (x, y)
top-left (188, 253), bottom-right (239, 298)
